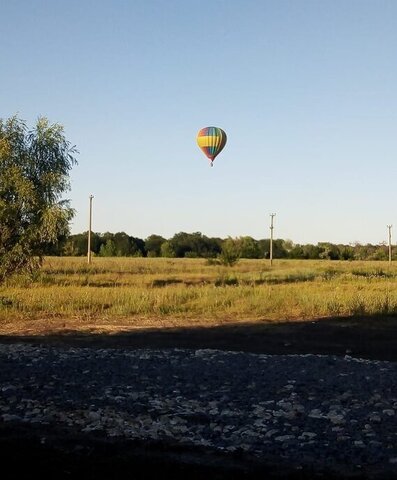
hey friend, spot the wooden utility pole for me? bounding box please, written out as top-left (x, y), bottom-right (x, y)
top-left (387, 225), bottom-right (392, 265)
top-left (87, 195), bottom-right (94, 264)
top-left (269, 213), bottom-right (276, 267)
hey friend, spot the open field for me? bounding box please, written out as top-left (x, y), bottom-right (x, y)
top-left (2, 257), bottom-right (397, 480)
top-left (1, 257), bottom-right (397, 335)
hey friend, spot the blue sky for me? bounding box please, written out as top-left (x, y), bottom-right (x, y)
top-left (2, 0), bottom-right (397, 244)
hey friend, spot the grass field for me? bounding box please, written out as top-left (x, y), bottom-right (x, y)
top-left (1, 257), bottom-right (397, 335)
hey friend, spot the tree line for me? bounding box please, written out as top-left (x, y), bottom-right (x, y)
top-left (48, 231), bottom-right (395, 261)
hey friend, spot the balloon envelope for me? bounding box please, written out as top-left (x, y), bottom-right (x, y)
top-left (196, 126), bottom-right (227, 165)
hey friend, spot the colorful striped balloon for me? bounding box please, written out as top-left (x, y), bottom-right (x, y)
top-left (196, 126), bottom-right (227, 166)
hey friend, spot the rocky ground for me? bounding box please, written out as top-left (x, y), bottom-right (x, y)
top-left (1, 315), bottom-right (397, 479)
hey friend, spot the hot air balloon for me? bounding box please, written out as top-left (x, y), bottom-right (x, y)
top-left (196, 126), bottom-right (227, 167)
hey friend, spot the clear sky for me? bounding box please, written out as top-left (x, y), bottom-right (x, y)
top-left (2, 0), bottom-right (397, 245)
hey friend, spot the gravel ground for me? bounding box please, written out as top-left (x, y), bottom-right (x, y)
top-left (1, 343), bottom-right (397, 478)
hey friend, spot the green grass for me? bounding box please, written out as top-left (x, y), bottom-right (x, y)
top-left (1, 257), bottom-right (397, 332)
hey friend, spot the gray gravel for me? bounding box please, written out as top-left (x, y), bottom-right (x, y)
top-left (1, 343), bottom-right (397, 475)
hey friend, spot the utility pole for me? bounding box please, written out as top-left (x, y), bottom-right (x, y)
top-left (269, 213), bottom-right (276, 267)
top-left (87, 194), bottom-right (94, 264)
top-left (387, 225), bottom-right (392, 265)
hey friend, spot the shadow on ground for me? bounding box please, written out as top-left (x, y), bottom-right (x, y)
top-left (1, 314), bottom-right (397, 361)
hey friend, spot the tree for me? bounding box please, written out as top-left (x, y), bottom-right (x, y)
top-left (288, 244), bottom-right (305, 259)
top-left (258, 238), bottom-right (288, 259)
top-left (63, 232), bottom-right (101, 256)
top-left (258, 239), bottom-right (270, 258)
top-left (339, 245), bottom-right (354, 261)
top-left (113, 232), bottom-right (133, 256)
top-left (371, 244), bottom-right (388, 261)
top-left (302, 244), bottom-right (323, 259)
top-left (0, 116), bottom-right (77, 280)
top-left (318, 243), bottom-right (341, 260)
top-left (239, 236), bottom-right (261, 258)
top-left (219, 237), bottom-right (241, 266)
top-left (160, 241), bottom-right (175, 257)
top-left (167, 232), bottom-right (222, 258)
top-left (130, 236), bottom-right (146, 257)
top-left (168, 232), bottom-right (194, 257)
top-left (204, 236), bottom-right (223, 258)
top-left (145, 234), bottom-right (166, 257)
top-left (99, 239), bottom-right (117, 257)
top-left (63, 233), bottom-right (86, 256)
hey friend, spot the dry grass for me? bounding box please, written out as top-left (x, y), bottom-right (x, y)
top-left (1, 257), bottom-right (397, 335)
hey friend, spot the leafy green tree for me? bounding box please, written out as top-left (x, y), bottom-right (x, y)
top-left (205, 237), bottom-right (223, 258)
top-left (99, 239), bottom-right (117, 257)
top-left (90, 232), bottom-right (102, 255)
top-left (63, 232), bottom-right (101, 256)
top-left (113, 232), bottom-right (133, 256)
top-left (282, 239), bottom-right (294, 253)
top-left (168, 232), bottom-right (222, 258)
top-left (219, 237), bottom-right (241, 266)
top-left (160, 241), bottom-right (175, 257)
top-left (352, 243), bottom-right (374, 260)
top-left (130, 236), bottom-right (145, 257)
top-left (239, 236), bottom-right (261, 258)
top-left (63, 233), bottom-right (85, 256)
top-left (42, 233), bottom-right (68, 256)
top-left (339, 245), bottom-right (355, 260)
top-left (258, 238), bottom-right (288, 259)
top-left (258, 239), bottom-right (270, 258)
top-left (145, 234), bottom-right (166, 257)
top-left (0, 116), bottom-right (77, 280)
top-left (302, 244), bottom-right (323, 259)
top-left (370, 245), bottom-right (388, 261)
top-left (273, 239), bottom-right (289, 258)
top-left (318, 243), bottom-right (341, 260)
top-left (288, 244), bottom-right (305, 259)
top-left (168, 232), bottom-right (194, 257)
top-left (191, 232), bottom-right (217, 257)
